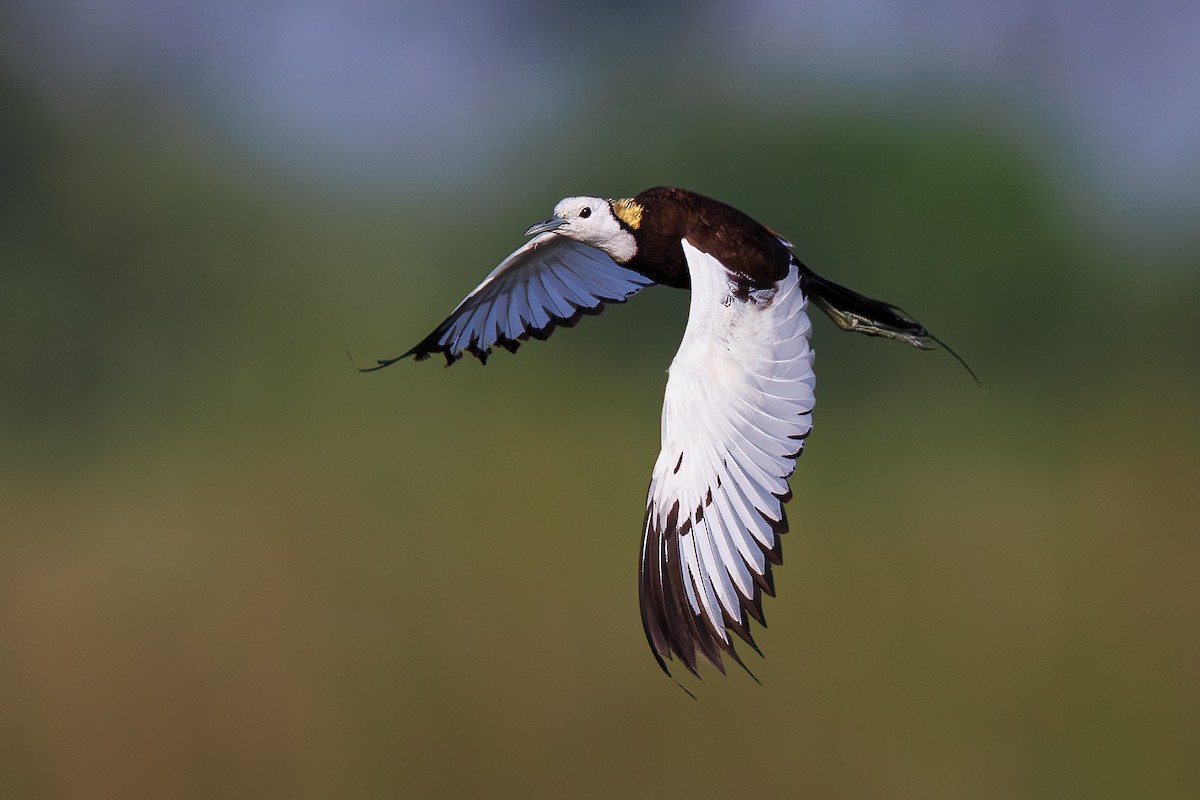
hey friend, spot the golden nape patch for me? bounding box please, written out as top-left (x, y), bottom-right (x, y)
top-left (611, 197), bottom-right (644, 230)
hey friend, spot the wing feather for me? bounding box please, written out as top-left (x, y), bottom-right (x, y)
top-left (638, 240), bottom-right (815, 678)
top-left (535, 268), bottom-right (579, 319)
top-left (367, 233), bottom-right (653, 368)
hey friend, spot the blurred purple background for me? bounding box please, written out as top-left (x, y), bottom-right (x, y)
top-left (6, 0), bottom-right (1199, 226)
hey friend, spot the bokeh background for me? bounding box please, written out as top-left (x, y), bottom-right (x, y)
top-left (2, 2), bottom-right (1198, 798)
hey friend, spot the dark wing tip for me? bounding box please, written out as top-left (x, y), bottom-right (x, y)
top-left (350, 341), bottom-right (448, 372)
top-left (348, 348), bottom-right (412, 373)
top-left (364, 291), bottom-right (621, 372)
top-left (639, 502), bottom-right (780, 688)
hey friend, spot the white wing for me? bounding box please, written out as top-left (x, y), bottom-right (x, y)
top-left (367, 233), bottom-right (653, 368)
top-left (639, 239), bottom-right (815, 677)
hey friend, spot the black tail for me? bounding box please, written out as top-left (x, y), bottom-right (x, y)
top-left (799, 264), bottom-right (980, 387)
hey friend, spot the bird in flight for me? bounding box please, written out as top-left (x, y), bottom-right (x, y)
top-left (361, 187), bottom-right (974, 683)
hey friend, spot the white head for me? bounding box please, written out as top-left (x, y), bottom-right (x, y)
top-left (524, 195), bottom-right (637, 263)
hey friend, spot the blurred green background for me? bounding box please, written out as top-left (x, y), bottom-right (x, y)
top-left (2, 3), bottom-right (1198, 798)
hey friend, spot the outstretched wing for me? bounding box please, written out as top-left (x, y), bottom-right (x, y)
top-left (366, 233), bottom-right (654, 368)
top-left (640, 240), bottom-right (815, 678)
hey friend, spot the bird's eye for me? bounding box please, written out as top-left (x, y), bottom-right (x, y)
top-left (579, 207), bottom-right (592, 219)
